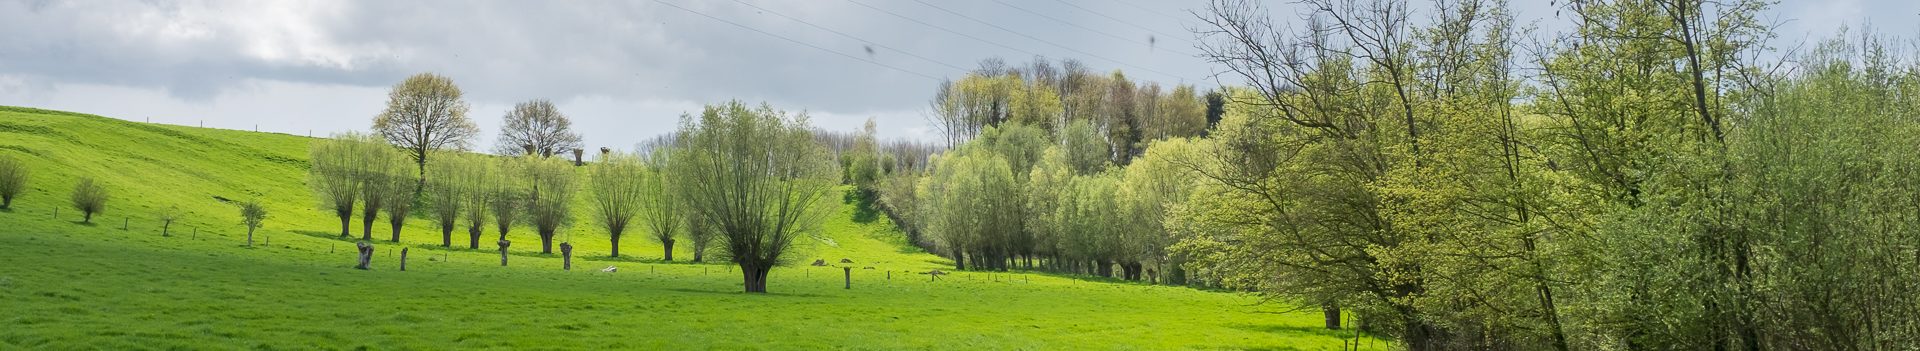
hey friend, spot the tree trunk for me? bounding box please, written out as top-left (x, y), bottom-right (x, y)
top-left (441, 227), bottom-right (453, 247)
top-left (246, 227), bottom-right (255, 247)
top-left (400, 248), bottom-right (409, 271)
top-left (843, 267), bottom-right (852, 289)
top-left (692, 246), bottom-right (704, 262)
top-left (497, 240), bottom-right (511, 266)
top-left (2, 196), bottom-right (10, 209)
top-left (1323, 304), bottom-right (1341, 330)
top-left (361, 211), bottom-right (377, 241)
top-left (389, 221), bottom-right (403, 242)
top-left (354, 242), bottom-right (374, 270)
top-left (83, 211), bottom-right (92, 223)
top-left (740, 262), bottom-right (772, 293)
top-left (560, 242), bottom-right (573, 271)
top-left (609, 231), bottom-right (622, 258)
top-left (539, 229), bottom-right (555, 254)
top-left (1096, 259), bottom-right (1112, 278)
top-left (338, 214), bottom-right (351, 237)
top-left (163, 221), bottom-right (172, 237)
top-left (952, 247), bottom-right (966, 270)
top-left (468, 226), bottom-right (483, 249)
top-left (662, 239), bottom-right (675, 261)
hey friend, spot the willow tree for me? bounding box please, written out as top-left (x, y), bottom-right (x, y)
top-left (590, 151), bottom-right (646, 258)
top-left (523, 157), bottom-right (576, 254)
top-left (380, 155), bottom-right (416, 242)
top-left (426, 152), bottom-right (480, 247)
top-left (0, 154), bottom-right (26, 209)
top-left (670, 101), bottom-right (839, 293)
top-left (309, 133), bottom-right (371, 237)
top-left (356, 140), bottom-right (403, 241)
top-left (460, 156), bottom-right (500, 249)
top-left (636, 150), bottom-right (685, 260)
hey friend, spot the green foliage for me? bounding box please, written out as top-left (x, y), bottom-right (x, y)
top-left (69, 176), bottom-right (107, 222)
top-left (668, 101), bottom-right (840, 293)
top-left (0, 153), bottom-right (25, 209)
top-left (522, 156), bottom-right (577, 253)
top-left (589, 151), bottom-right (646, 258)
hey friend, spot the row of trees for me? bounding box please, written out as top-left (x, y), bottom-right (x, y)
top-left (929, 57), bottom-right (1221, 163)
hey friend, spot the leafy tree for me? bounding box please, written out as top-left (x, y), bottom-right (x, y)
top-left (489, 158), bottom-right (524, 242)
top-left (1059, 119), bottom-right (1110, 175)
top-left (0, 154), bottom-right (26, 209)
top-left (636, 149), bottom-right (685, 260)
top-left (70, 177), bottom-right (107, 223)
top-left (669, 101), bottom-right (839, 293)
top-left (159, 205), bottom-right (180, 236)
top-left (356, 137), bottom-right (403, 241)
top-left (426, 152), bottom-right (479, 247)
top-left (460, 155), bottom-right (500, 249)
top-left (309, 133), bottom-right (367, 237)
top-left (372, 73), bottom-right (479, 185)
top-left (380, 155), bottom-right (415, 242)
top-left (494, 99), bottom-right (583, 157)
top-left (240, 199), bottom-right (267, 247)
top-left (522, 156), bottom-right (576, 254)
top-left (590, 151), bottom-right (646, 258)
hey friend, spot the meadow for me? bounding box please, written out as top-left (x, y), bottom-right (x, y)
top-left (0, 106), bottom-right (1381, 350)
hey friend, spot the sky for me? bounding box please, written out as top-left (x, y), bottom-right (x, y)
top-left (0, 0), bottom-right (1912, 153)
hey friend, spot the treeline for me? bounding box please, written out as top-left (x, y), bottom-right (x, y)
top-left (310, 76), bottom-right (839, 294)
top-left (879, 0), bottom-right (1920, 349)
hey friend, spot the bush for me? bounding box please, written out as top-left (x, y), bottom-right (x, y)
top-left (0, 155), bottom-right (25, 209)
top-left (70, 177), bottom-right (108, 223)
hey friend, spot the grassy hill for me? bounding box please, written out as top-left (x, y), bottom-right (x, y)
top-left (0, 106), bottom-right (1383, 350)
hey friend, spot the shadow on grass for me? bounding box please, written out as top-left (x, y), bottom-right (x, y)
top-left (843, 188), bottom-right (881, 224)
top-left (662, 287), bottom-right (825, 298)
top-left (1226, 323), bottom-right (1377, 349)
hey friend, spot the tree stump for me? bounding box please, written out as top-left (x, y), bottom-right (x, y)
top-left (354, 242), bottom-right (374, 270)
top-left (843, 267), bottom-right (852, 289)
top-left (560, 242), bottom-right (574, 271)
top-left (400, 248), bottom-right (409, 272)
top-left (498, 240), bottom-right (512, 267)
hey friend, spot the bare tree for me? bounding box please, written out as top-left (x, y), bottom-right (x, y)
top-left (0, 154), bottom-right (26, 209)
top-left (589, 151), bottom-right (646, 258)
top-left (494, 99), bottom-right (583, 158)
top-left (670, 101), bottom-right (839, 293)
top-left (372, 73), bottom-right (479, 186)
top-left (70, 177), bottom-right (107, 223)
top-left (160, 205), bottom-right (180, 236)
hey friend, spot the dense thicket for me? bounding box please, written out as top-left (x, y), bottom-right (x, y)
top-left (877, 0), bottom-right (1920, 349)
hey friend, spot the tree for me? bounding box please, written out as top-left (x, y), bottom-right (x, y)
top-left (523, 156), bottom-right (576, 254)
top-left (495, 99), bottom-right (583, 157)
top-left (844, 119), bottom-right (883, 192)
top-left (70, 177), bottom-right (107, 223)
top-left (461, 156), bottom-right (500, 249)
top-left (356, 138), bottom-right (403, 241)
top-left (372, 73), bottom-right (479, 186)
top-left (0, 154), bottom-right (26, 209)
top-left (380, 155), bottom-right (416, 243)
top-left (489, 158), bottom-right (524, 243)
top-left (670, 101), bottom-right (839, 293)
top-left (590, 151), bottom-right (646, 258)
top-left (240, 199), bottom-right (267, 247)
top-left (1059, 119), bottom-right (1110, 175)
top-left (636, 149), bottom-right (685, 260)
top-left (426, 152), bottom-right (478, 247)
top-left (309, 133), bottom-right (368, 237)
top-left (159, 205), bottom-right (180, 236)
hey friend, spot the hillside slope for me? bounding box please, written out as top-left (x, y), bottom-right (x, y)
top-left (0, 106), bottom-right (1379, 350)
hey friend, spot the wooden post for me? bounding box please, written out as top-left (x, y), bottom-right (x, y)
top-left (122, 218), bottom-right (128, 230)
top-left (560, 242), bottom-right (574, 271)
top-left (400, 248), bottom-right (409, 272)
top-left (844, 267), bottom-right (852, 289)
top-left (192, 227), bottom-right (197, 240)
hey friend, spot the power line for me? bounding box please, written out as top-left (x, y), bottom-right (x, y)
top-left (844, 0), bottom-right (1046, 60)
top-left (1112, 0), bottom-right (1187, 24)
top-left (728, 0), bottom-right (970, 73)
top-left (907, 0), bottom-right (1189, 81)
top-left (1047, 0), bottom-right (1194, 45)
top-left (651, 0), bottom-right (943, 82)
top-left (989, 0), bottom-right (1194, 56)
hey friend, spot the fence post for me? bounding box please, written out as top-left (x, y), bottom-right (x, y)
top-left (123, 218), bottom-right (128, 230)
top-left (844, 267), bottom-right (852, 289)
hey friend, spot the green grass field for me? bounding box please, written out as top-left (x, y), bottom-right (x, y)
top-left (0, 106), bottom-right (1384, 350)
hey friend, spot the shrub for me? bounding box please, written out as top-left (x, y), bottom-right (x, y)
top-left (70, 177), bottom-right (108, 223)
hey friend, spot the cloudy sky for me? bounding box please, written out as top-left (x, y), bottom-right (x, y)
top-left (0, 0), bottom-right (1911, 152)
